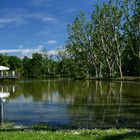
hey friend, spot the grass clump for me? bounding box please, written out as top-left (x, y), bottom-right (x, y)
top-left (0, 128), bottom-right (139, 140)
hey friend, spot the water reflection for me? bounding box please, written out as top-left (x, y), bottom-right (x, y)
top-left (1, 80), bottom-right (140, 128)
top-left (0, 85), bottom-right (11, 125)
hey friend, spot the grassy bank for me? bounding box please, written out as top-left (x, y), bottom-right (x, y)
top-left (0, 124), bottom-right (140, 140)
top-left (0, 127), bottom-right (139, 140)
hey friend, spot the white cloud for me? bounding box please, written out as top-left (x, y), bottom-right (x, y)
top-left (0, 8), bottom-right (27, 27)
top-left (0, 15), bottom-right (26, 26)
top-left (61, 8), bottom-right (77, 15)
top-left (42, 16), bottom-right (57, 23)
top-left (0, 49), bottom-right (22, 53)
top-left (18, 45), bottom-right (23, 49)
top-left (38, 44), bottom-right (44, 49)
top-left (31, 0), bottom-right (46, 5)
top-left (0, 45), bottom-right (66, 57)
top-left (0, 19), bottom-right (15, 24)
top-left (0, 8), bottom-right (58, 27)
top-left (31, 0), bottom-right (51, 7)
top-left (0, 45), bottom-right (44, 55)
top-left (47, 40), bottom-right (57, 44)
top-left (25, 13), bottom-right (57, 23)
top-left (0, 48), bottom-right (39, 54)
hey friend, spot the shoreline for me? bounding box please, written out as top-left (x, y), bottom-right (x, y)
top-left (0, 124), bottom-right (140, 140)
top-left (1, 76), bottom-right (139, 82)
top-left (85, 76), bottom-right (140, 81)
top-left (0, 123), bottom-right (140, 131)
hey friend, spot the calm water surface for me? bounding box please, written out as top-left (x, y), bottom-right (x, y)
top-left (0, 79), bottom-right (140, 128)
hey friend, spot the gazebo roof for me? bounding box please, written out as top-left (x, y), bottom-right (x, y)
top-left (0, 66), bottom-right (10, 71)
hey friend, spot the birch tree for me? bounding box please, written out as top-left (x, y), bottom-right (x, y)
top-left (91, 0), bottom-right (124, 77)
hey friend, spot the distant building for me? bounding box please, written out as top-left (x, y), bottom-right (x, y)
top-left (0, 66), bottom-right (19, 79)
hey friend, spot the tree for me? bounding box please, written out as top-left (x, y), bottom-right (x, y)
top-left (91, 0), bottom-right (124, 77)
top-left (8, 56), bottom-right (22, 72)
top-left (0, 54), bottom-right (9, 66)
top-left (66, 1), bottom-right (125, 78)
top-left (30, 53), bottom-right (43, 78)
top-left (41, 48), bottom-right (49, 77)
top-left (22, 56), bottom-right (31, 77)
top-left (66, 12), bottom-right (99, 78)
top-left (122, 0), bottom-right (140, 76)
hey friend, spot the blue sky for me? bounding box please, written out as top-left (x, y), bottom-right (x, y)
top-left (0, 0), bottom-right (106, 57)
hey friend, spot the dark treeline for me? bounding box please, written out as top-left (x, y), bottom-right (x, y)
top-left (0, 0), bottom-right (139, 78)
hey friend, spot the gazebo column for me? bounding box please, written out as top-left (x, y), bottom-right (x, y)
top-left (12, 71), bottom-right (15, 77)
top-left (6, 71), bottom-right (8, 77)
top-left (1, 71), bottom-right (3, 77)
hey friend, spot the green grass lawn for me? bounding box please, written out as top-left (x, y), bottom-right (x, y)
top-left (0, 129), bottom-right (139, 140)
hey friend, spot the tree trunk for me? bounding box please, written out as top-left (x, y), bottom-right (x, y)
top-left (119, 66), bottom-right (123, 78)
top-left (92, 61), bottom-right (98, 78)
top-left (98, 64), bottom-right (103, 78)
top-left (117, 59), bottom-right (123, 78)
top-left (86, 70), bottom-right (90, 78)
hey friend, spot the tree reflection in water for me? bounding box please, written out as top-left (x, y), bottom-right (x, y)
top-left (0, 79), bottom-right (140, 128)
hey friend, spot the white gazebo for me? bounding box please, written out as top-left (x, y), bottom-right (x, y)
top-left (0, 66), bottom-right (10, 77)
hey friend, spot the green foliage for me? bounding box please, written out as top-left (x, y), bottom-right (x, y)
top-left (8, 56), bottom-right (22, 72)
top-left (22, 56), bottom-right (32, 77)
top-left (66, 0), bottom-right (140, 77)
top-left (0, 54), bottom-right (9, 66)
top-left (0, 0), bottom-right (139, 78)
top-left (0, 54), bottom-right (22, 73)
top-left (30, 53), bottom-right (43, 78)
top-left (0, 129), bottom-right (139, 140)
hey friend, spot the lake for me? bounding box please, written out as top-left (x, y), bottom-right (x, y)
top-left (0, 79), bottom-right (140, 128)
